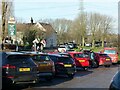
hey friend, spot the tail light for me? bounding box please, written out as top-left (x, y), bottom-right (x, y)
top-left (57, 62), bottom-right (64, 65)
top-left (2, 64), bottom-right (16, 69)
top-left (7, 76), bottom-right (14, 79)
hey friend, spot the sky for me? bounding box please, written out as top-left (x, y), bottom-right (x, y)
top-left (14, 0), bottom-right (118, 23)
top-left (0, 0), bottom-right (118, 33)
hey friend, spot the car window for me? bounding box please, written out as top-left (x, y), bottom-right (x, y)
top-left (104, 50), bottom-right (116, 54)
top-left (49, 56), bottom-right (58, 62)
top-left (99, 54), bottom-right (108, 57)
top-left (7, 55), bottom-right (35, 65)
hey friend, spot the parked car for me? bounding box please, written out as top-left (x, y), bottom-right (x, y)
top-left (2, 52), bottom-right (38, 89)
top-left (109, 71), bottom-right (120, 90)
top-left (100, 47), bottom-right (118, 64)
top-left (68, 52), bottom-right (90, 70)
top-left (48, 54), bottom-right (76, 78)
top-left (58, 45), bottom-right (70, 53)
top-left (29, 52), bottom-right (55, 81)
top-left (95, 53), bottom-right (112, 67)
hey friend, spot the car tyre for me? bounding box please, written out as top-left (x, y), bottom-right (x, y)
top-left (83, 67), bottom-right (88, 71)
top-left (45, 77), bottom-right (53, 81)
top-left (92, 61), bottom-right (99, 68)
top-left (68, 74), bottom-right (74, 79)
top-left (104, 65), bottom-right (110, 68)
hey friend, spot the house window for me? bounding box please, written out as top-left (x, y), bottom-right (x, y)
top-left (50, 39), bottom-right (53, 47)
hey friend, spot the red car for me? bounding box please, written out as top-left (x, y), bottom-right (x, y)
top-left (68, 52), bottom-right (90, 70)
top-left (95, 53), bottom-right (112, 67)
top-left (100, 47), bottom-right (118, 64)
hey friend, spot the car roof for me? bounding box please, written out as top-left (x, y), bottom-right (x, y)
top-left (68, 51), bottom-right (83, 54)
top-left (48, 53), bottom-right (69, 58)
top-left (20, 51), bottom-right (43, 54)
top-left (104, 47), bottom-right (116, 50)
top-left (2, 52), bottom-right (25, 55)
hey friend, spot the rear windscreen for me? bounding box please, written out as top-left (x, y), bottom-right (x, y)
top-left (7, 55), bottom-right (35, 65)
top-left (58, 57), bottom-right (74, 63)
top-left (74, 53), bottom-right (88, 58)
top-left (104, 50), bottom-right (116, 54)
top-left (49, 56), bottom-right (58, 62)
top-left (32, 55), bottom-right (50, 61)
top-left (99, 54), bottom-right (108, 57)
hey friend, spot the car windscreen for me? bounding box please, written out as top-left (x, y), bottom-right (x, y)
top-left (58, 57), bottom-right (74, 63)
top-left (74, 53), bottom-right (88, 58)
top-left (104, 50), bottom-right (116, 54)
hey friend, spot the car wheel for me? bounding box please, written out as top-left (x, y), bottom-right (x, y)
top-left (112, 63), bottom-right (117, 65)
top-left (92, 61), bottom-right (99, 68)
top-left (46, 77), bottom-right (53, 81)
top-left (104, 65), bottom-right (110, 68)
top-left (83, 67), bottom-right (88, 71)
top-left (68, 74), bottom-right (74, 78)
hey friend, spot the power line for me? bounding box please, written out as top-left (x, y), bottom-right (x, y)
top-left (15, 4), bottom-right (78, 11)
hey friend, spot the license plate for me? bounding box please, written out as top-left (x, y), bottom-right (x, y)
top-left (79, 60), bottom-right (85, 62)
top-left (19, 68), bottom-right (30, 72)
top-left (64, 64), bottom-right (72, 67)
top-left (40, 64), bottom-right (47, 66)
top-left (106, 59), bottom-right (110, 61)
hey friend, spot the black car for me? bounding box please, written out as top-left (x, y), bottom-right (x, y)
top-left (109, 71), bottom-right (120, 90)
top-left (2, 52), bottom-right (38, 89)
top-left (48, 54), bottom-right (76, 78)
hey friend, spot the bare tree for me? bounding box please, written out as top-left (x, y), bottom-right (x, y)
top-left (71, 13), bottom-right (87, 46)
top-left (88, 13), bottom-right (113, 48)
top-left (1, 0), bottom-right (14, 44)
top-left (39, 19), bottom-right (73, 44)
top-left (100, 15), bottom-right (113, 47)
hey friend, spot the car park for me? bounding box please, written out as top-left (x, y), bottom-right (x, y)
top-left (95, 53), bottom-right (112, 67)
top-left (100, 47), bottom-right (118, 64)
top-left (68, 52), bottom-right (90, 70)
top-left (109, 71), bottom-right (120, 90)
top-left (48, 54), bottom-right (76, 78)
top-left (28, 52), bottom-right (55, 81)
top-left (2, 52), bottom-right (38, 89)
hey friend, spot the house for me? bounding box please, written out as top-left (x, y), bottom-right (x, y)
top-left (35, 22), bottom-right (57, 47)
top-left (16, 19), bottom-right (57, 48)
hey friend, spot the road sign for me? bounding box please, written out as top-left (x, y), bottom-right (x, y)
top-left (8, 17), bottom-right (16, 36)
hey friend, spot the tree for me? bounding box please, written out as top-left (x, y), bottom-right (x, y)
top-left (39, 19), bottom-right (73, 44)
top-left (71, 13), bottom-right (88, 46)
top-left (88, 13), bottom-right (113, 48)
top-left (100, 15), bottom-right (113, 47)
top-left (1, 0), bottom-right (14, 50)
top-left (22, 27), bottom-right (37, 47)
top-left (2, 1), bottom-right (8, 44)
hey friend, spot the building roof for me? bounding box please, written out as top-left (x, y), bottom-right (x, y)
top-left (39, 22), bottom-right (56, 37)
top-left (16, 22), bottom-right (56, 38)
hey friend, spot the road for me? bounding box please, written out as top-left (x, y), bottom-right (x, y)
top-left (23, 65), bottom-right (119, 90)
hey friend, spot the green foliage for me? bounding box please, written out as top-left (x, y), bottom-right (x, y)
top-left (23, 29), bottom-right (37, 47)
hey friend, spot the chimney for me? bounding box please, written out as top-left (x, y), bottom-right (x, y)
top-left (31, 17), bottom-right (33, 24)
